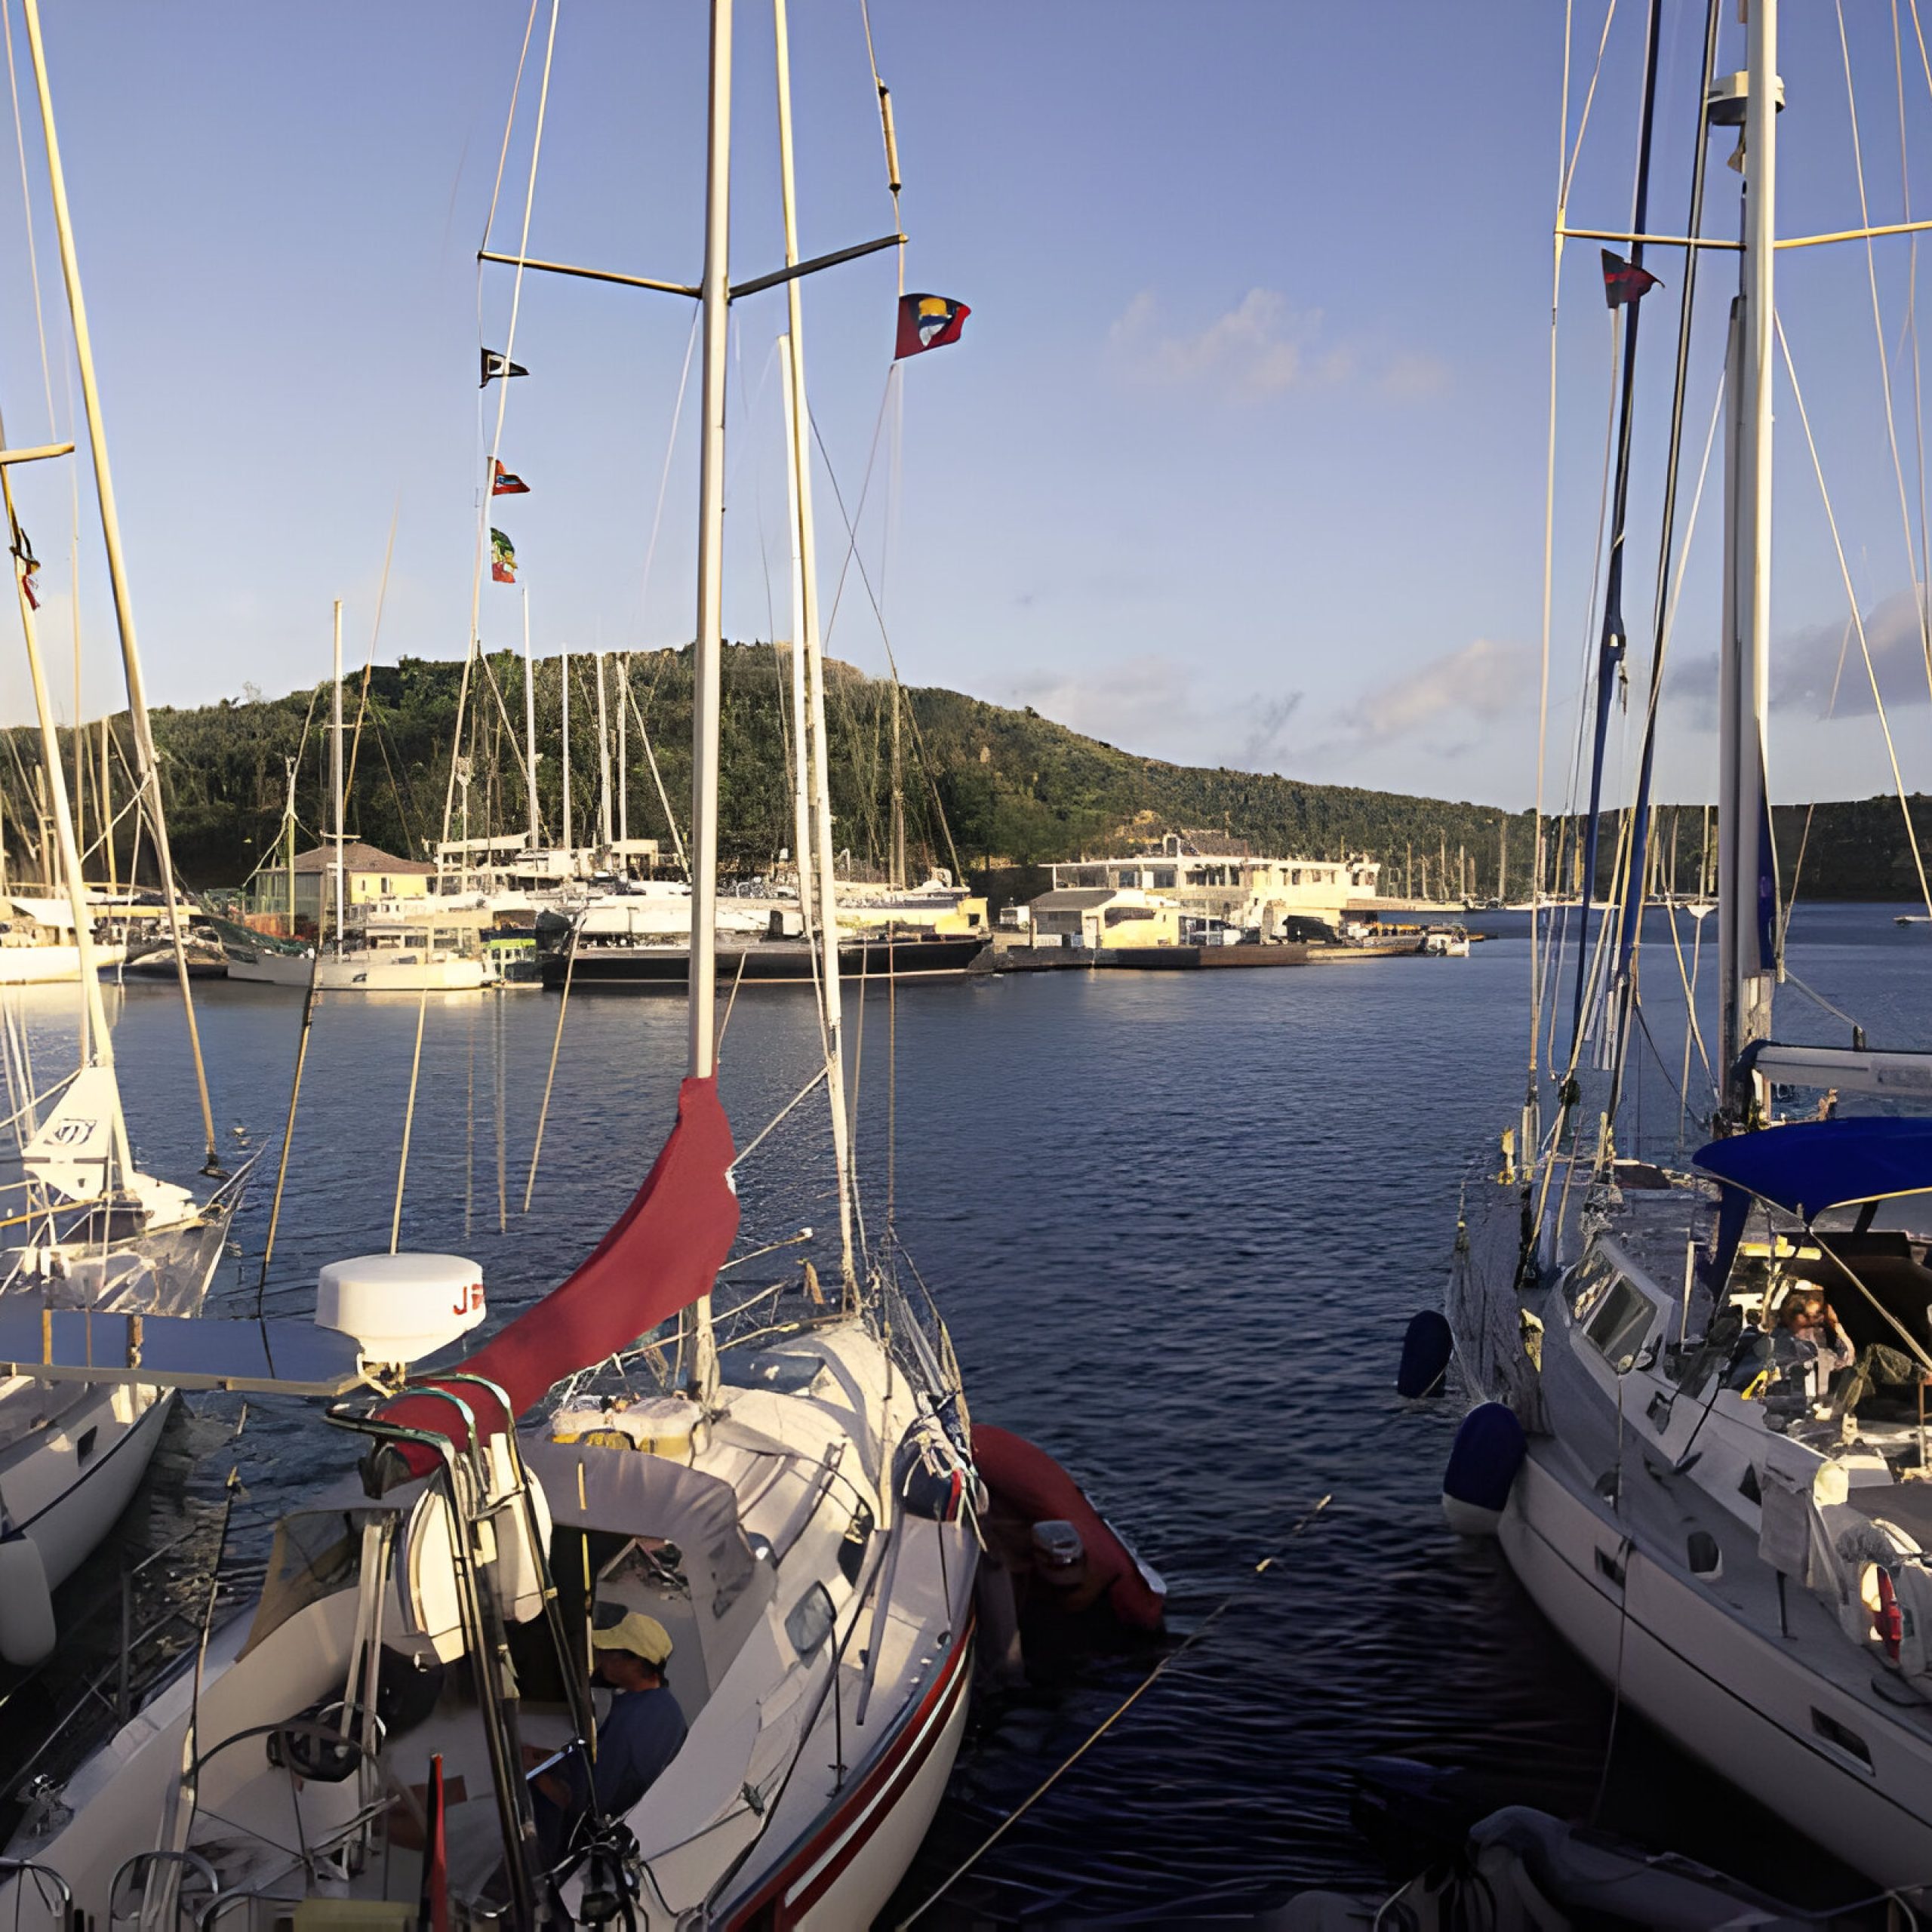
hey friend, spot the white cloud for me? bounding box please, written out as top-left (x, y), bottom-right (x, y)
top-left (1105, 288), bottom-right (1448, 404)
top-left (1336, 638), bottom-right (1534, 743)
top-left (1009, 654), bottom-right (1304, 773)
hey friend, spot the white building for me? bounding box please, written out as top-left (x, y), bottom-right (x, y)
top-left (1049, 832), bottom-right (1378, 934)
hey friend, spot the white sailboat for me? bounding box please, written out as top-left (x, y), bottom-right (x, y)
top-left (0, 0), bottom-right (245, 1669)
top-left (0, 5), bottom-right (979, 1923)
top-left (227, 605), bottom-right (494, 992)
top-left (1444, 0), bottom-right (1932, 1897)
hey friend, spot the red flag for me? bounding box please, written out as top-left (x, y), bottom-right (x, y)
top-left (491, 460), bottom-right (530, 497)
top-left (491, 528), bottom-right (517, 584)
top-left (895, 293), bottom-right (971, 359)
top-left (420, 1754), bottom-right (450, 1932)
top-left (1601, 249), bottom-right (1662, 307)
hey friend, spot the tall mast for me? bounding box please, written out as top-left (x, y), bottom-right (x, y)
top-left (594, 649), bottom-right (613, 850)
top-left (22, 0), bottom-right (218, 1174)
top-left (1, 417), bottom-right (129, 1182)
top-left (331, 600), bottom-right (345, 958)
top-left (522, 588), bottom-right (540, 850)
top-left (779, 334), bottom-right (815, 938)
top-left (560, 645), bottom-right (572, 857)
top-left (687, 0), bottom-right (733, 1400)
top-left (617, 653), bottom-right (629, 851)
top-left (1718, 0), bottom-right (1777, 1118)
top-left (775, 0), bottom-right (857, 1292)
top-left (283, 755), bottom-right (296, 928)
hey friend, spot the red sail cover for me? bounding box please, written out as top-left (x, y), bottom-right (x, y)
top-left (380, 1076), bottom-right (738, 1468)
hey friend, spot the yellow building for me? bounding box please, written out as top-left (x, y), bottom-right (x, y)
top-left (281, 841), bottom-right (434, 922)
top-left (1026, 886), bottom-right (1181, 949)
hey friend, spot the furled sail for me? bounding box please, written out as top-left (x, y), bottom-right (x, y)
top-left (374, 1075), bottom-right (739, 1478)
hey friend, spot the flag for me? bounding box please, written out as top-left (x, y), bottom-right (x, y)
top-left (491, 528), bottom-right (517, 583)
top-left (491, 459), bottom-right (529, 497)
top-left (480, 348), bottom-right (529, 387)
top-left (11, 526), bottom-right (37, 611)
top-left (894, 293), bottom-right (971, 359)
top-left (1601, 250), bottom-right (1662, 307)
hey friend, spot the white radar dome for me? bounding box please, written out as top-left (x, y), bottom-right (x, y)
top-left (315, 1252), bottom-right (486, 1366)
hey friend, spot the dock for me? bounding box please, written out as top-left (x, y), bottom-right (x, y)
top-left (980, 943), bottom-right (1309, 974)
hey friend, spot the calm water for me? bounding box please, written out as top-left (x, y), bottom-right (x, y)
top-left (11, 905), bottom-right (1930, 1924)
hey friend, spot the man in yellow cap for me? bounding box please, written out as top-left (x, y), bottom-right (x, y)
top-left (533, 1610), bottom-right (688, 1841)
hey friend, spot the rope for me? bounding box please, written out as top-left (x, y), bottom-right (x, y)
top-left (730, 1064), bottom-right (829, 1173)
top-left (894, 1494), bottom-right (1334, 1929)
top-left (1835, 0), bottom-right (1932, 709)
top-left (1774, 311), bottom-right (1932, 919)
top-left (441, 0), bottom-right (559, 861)
top-left (522, 918), bottom-right (577, 1214)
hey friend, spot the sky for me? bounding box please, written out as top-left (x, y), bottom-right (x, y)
top-left (1, 2), bottom-right (1930, 816)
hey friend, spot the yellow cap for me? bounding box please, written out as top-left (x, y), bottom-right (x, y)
top-left (591, 1611), bottom-right (672, 1666)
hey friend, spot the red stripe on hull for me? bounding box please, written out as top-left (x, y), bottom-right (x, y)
top-left (724, 1613), bottom-right (976, 1931)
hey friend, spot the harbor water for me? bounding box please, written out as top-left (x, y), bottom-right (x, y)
top-left (7, 903), bottom-right (1926, 1924)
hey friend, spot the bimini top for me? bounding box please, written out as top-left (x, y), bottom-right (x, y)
top-left (1694, 1117), bottom-right (1932, 1218)
top-left (1694, 1118), bottom-right (1932, 1287)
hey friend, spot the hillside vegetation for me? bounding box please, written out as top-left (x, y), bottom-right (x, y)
top-left (2, 647), bottom-right (1921, 903)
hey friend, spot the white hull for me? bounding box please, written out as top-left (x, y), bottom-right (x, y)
top-left (227, 950), bottom-right (492, 991)
top-left (0, 943), bottom-right (128, 985)
top-left (1499, 1444), bottom-right (1932, 1890)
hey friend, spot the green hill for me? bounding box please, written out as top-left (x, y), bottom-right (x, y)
top-left (3, 646), bottom-right (1923, 904)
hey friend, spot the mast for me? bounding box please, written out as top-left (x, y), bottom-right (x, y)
top-left (594, 649), bottom-right (613, 851)
top-left (891, 688), bottom-right (905, 888)
top-left (522, 588), bottom-right (540, 850)
top-left (331, 600), bottom-right (345, 958)
top-left (282, 755), bottom-right (297, 929)
top-left (687, 0), bottom-right (733, 1400)
top-left (775, 0), bottom-right (858, 1293)
top-left (779, 334), bottom-right (815, 940)
top-left (1718, 0), bottom-right (1777, 1118)
top-left (1, 417), bottom-right (129, 1182)
top-left (560, 645), bottom-right (572, 857)
top-left (22, 0), bottom-right (218, 1173)
top-left (616, 653), bottom-right (629, 851)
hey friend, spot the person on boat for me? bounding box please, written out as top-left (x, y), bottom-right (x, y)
top-left (1775, 1286), bottom-right (1854, 1401)
top-left (531, 1611), bottom-right (687, 1855)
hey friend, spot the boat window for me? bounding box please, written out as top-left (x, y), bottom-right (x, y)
top-left (1583, 1276), bottom-right (1654, 1373)
top-left (785, 1583), bottom-right (836, 1660)
top-left (240, 1509), bottom-right (365, 1657)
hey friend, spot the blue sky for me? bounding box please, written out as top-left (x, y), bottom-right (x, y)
top-left (1, 2), bottom-right (1930, 815)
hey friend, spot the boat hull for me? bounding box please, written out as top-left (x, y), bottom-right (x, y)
top-left (543, 933), bottom-right (988, 989)
top-left (721, 1620), bottom-right (975, 1931)
top-left (1499, 1441), bottom-right (1932, 1891)
top-left (0, 945), bottom-right (128, 985)
top-left (228, 951), bottom-right (492, 991)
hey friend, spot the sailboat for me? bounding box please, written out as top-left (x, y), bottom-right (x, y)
top-left (226, 605), bottom-right (495, 992)
top-left (1442, 0), bottom-right (1932, 1896)
top-left (0, 4), bottom-right (979, 1923)
top-left (0, 0), bottom-right (248, 1669)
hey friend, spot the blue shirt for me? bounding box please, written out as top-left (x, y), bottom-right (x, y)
top-left (589, 1685), bottom-right (687, 1817)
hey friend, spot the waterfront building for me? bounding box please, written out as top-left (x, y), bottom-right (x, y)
top-left (254, 841), bottom-right (435, 925)
top-left (1027, 885), bottom-right (1182, 949)
top-left (1049, 831), bottom-right (1379, 933)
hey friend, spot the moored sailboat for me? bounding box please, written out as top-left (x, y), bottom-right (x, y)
top-left (1443, 0), bottom-right (1932, 1899)
top-left (0, 5), bottom-right (980, 1924)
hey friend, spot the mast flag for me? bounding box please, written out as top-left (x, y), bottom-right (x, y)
top-left (479, 348), bottom-right (529, 386)
top-left (10, 524), bottom-right (37, 609)
top-left (1601, 249), bottom-right (1663, 306)
top-left (894, 293), bottom-right (970, 358)
top-left (491, 460), bottom-right (530, 497)
top-left (490, 529), bottom-right (517, 583)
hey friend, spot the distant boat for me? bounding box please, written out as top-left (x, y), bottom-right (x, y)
top-left (1896, 913), bottom-right (1930, 926)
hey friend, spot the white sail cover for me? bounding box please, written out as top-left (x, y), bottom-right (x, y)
top-left (21, 1065), bottom-right (121, 1201)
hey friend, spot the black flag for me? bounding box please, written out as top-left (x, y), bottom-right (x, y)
top-left (1601, 250), bottom-right (1662, 307)
top-left (480, 348), bottom-right (529, 388)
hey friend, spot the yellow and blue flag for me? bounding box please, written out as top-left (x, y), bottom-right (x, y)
top-left (895, 293), bottom-right (970, 360)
